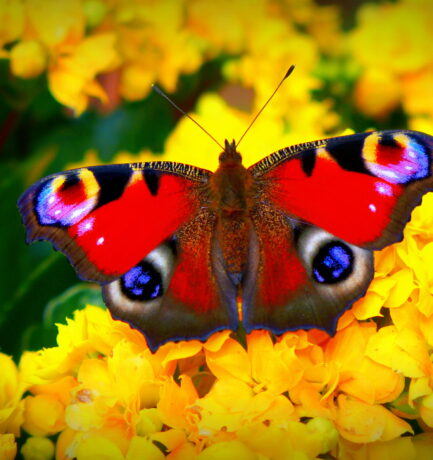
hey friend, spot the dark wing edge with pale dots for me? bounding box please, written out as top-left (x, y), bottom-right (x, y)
top-left (18, 161), bottom-right (238, 351)
top-left (243, 130), bottom-right (433, 336)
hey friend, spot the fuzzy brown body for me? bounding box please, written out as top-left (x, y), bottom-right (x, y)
top-left (209, 140), bottom-right (255, 276)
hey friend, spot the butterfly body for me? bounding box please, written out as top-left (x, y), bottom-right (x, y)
top-left (18, 130), bottom-right (433, 350)
top-left (209, 139), bottom-right (255, 275)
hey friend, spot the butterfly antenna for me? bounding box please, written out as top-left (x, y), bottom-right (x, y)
top-left (236, 65), bottom-right (295, 149)
top-left (152, 84), bottom-right (225, 151)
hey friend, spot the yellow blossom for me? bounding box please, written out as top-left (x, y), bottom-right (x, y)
top-left (73, 435), bottom-right (124, 460)
top-left (10, 40), bottom-right (47, 78)
top-left (350, 2), bottom-right (433, 75)
top-left (325, 324), bottom-right (404, 405)
top-left (22, 394), bottom-right (66, 436)
top-left (126, 436), bottom-right (165, 460)
top-left (0, 0), bottom-right (24, 49)
top-left (135, 408), bottom-right (163, 436)
top-left (197, 440), bottom-right (257, 460)
top-left (354, 69), bottom-right (401, 119)
top-left (0, 433), bottom-right (17, 460)
top-left (335, 395), bottom-right (412, 443)
top-left (339, 436), bottom-right (417, 460)
top-left (349, 1), bottom-right (433, 119)
top-left (186, 0), bottom-right (257, 55)
top-left (401, 67), bottom-right (433, 119)
top-left (21, 436), bottom-right (55, 460)
top-left (305, 5), bottom-right (342, 56)
top-left (26, 0), bottom-right (84, 49)
top-left (0, 353), bottom-right (23, 437)
top-left (48, 33), bottom-right (120, 114)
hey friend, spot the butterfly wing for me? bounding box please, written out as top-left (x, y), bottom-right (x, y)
top-left (243, 130), bottom-right (433, 335)
top-left (103, 206), bottom-right (238, 351)
top-left (18, 162), bottom-right (238, 350)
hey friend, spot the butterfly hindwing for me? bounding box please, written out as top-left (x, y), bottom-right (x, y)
top-left (244, 130), bottom-right (433, 335)
top-left (103, 208), bottom-right (238, 351)
top-left (243, 202), bottom-right (374, 335)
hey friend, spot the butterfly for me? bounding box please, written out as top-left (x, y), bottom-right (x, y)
top-left (18, 129), bottom-right (433, 351)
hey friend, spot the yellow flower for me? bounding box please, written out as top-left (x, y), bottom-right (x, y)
top-left (0, 434), bottom-right (17, 460)
top-left (340, 436), bottom-right (416, 460)
top-left (325, 324), bottom-right (404, 405)
top-left (0, 0), bottom-right (24, 51)
top-left (0, 353), bottom-right (23, 437)
top-left (350, 2), bottom-right (433, 75)
top-left (25, 0), bottom-right (84, 48)
top-left (21, 436), bottom-right (55, 460)
top-left (49, 33), bottom-right (120, 115)
top-left (197, 440), bottom-right (256, 460)
top-left (353, 68), bottom-right (401, 120)
top-left (117, 0), bottom-right (204, 100)
top-left (335, 394), bottom-right (412, 443)
top-left (349, 0), bottom-right (433, 119)
top-left (10, 40), bottom-right (47, 78)
top-left (305, 4), bottom-right (342, 56)
top-left (187, 0), bottom-right (257, 55)
top-left (236, 418), bottom-right (338, 459)
top-left (401, 67), bottom-right (433, 119)
top-left (22, 394), bottom-right (66, 436)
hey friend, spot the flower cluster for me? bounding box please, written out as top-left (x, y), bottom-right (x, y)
top-left (3, 0), bottom-right (433, 458)
top-left (0, 354), bottom-right (23, 460)
top-left (3, 0), bottom-right (433, 135)
top-left (349, 0), bottom-right (433, 129)
top-left (0, 0), bottom-right (339, 137)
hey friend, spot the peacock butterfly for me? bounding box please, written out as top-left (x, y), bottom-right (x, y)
top-left (18, 126), bottom-right (433, 351)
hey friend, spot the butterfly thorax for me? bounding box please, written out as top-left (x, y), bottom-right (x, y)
top-left (209, 139), bottom-right (254, 277)
top-left (210, 139), bottom-right (254, 216)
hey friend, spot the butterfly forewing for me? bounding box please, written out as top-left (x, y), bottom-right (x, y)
top-left (249, 130), bottom-right (433, 249)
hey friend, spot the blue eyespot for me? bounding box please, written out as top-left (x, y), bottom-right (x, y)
top-left (312, 242), bottom-right (353, 284)
top-left (121, 261), bottom-right (163, 301)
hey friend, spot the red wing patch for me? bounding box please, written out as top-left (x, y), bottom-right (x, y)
top-left (263, 154), bottom-right (404, 246)
top-left (18, 163), bottom-right (210, 282)
top-left (68, 173), bottom-right (200, 278)
top-left (250, 204), bottom-right (307, 309)
top-left (251, 131), bottom-right (433, 249)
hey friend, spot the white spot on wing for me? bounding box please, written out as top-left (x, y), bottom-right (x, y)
top-left (77, 216), bottom-right (95, 236)
top-left (375, 181), bottom-right (393, 196)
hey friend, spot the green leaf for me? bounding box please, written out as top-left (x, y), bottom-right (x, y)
top-left (43, 283), bottom-right (105, 327)
top-left (20, 284), bottom-right (105, 352)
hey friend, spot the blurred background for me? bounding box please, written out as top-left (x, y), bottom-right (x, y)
top-left (1, 0), bottom-right (433, 358)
